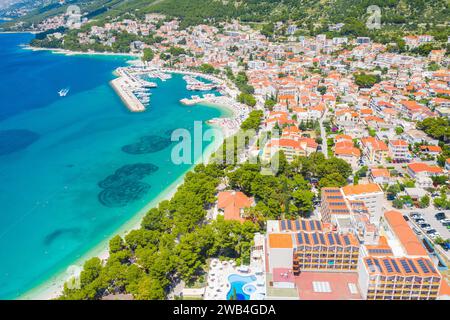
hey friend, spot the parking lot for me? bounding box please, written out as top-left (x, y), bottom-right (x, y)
top-left (404, 209), bottom-right (450, 259)
top-left (407, 210), bottom-right (450, 240)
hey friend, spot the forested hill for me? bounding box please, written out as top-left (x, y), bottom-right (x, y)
top-left (4, 0), bottom-right (450, 34)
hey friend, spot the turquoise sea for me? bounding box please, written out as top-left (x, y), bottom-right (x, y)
top-left (0, 33), bottom-right (226, 299)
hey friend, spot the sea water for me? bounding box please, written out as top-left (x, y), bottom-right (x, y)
top-left (0, 33), bottom-right (226, 299)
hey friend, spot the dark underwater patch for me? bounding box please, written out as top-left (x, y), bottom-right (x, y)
top-left (121, 135), bottom-right (172, 154)
top-left (0, 129), bottom-right (40, 156)
top-left (97, 163), bottom-right (157, 207)
top-left (98, 163), bottom-right (158, 189)
top-left (98, 181), bottom-right (151, 207)
top-left (43, 228), bottom-right (81, 246)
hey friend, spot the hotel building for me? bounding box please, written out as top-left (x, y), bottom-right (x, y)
top-left (357, 210), bottom-right (445, 300)
top-left (292, 231), bottom-right (360, 274)
top-left (266, 218), bottom-right (360, 274)
top-left (358, 256), bottom-right (441, 300)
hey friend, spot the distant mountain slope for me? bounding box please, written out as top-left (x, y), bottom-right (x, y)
top-left (6, 0), bottom-right (450, 32)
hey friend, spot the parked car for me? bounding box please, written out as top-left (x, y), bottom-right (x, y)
top-left (435, 212), bottom-right (447, 220)
top-left (419, 223), bottom-right (430, 228)
top-left (426, 229), bottom-right (437, 235)
top-left (403, 215), bottom-right (409, 221)
top-left (415, 219), bottom-right (425, 224)
top-left (423, 227), bottom-right (432, 232)
top-left (412, 227), bottom-right (421, 235)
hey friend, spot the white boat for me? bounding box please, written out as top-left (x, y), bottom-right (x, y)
top-left (58, 88), bottom-right (70, 97)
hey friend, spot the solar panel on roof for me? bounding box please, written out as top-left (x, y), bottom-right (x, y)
top-left (295, 219), bottom-right (300, 231)
top-left (343, 235), bottom-right (351, 246)
top-left (287, 220), bottom-right (292, 230)
top-left (297, 233), bottom-right (303, 244)
top-left (417, 260), bottom-right (429, 274)
top-left (391, 259), bottom-right (401, 273)
top-left (304, 233), bottom-right (310, 244)
top-left (334, 233), bottom-right (342, 246)
top-left (312, 233), bottom-right (319, 245)
top-left (309, 220), bottom-right (315, 231)
top-left (408, 259), bottom-right (419, 273)
top-left (401, 259), bottom-right (412, 273)
top-left (368, 248), bottom-right (392, 254)
top-left (301, 220), bottom-right (307, 231)
top-left (327, 233), bottom-right (335, 245)
top-left (383, 259), bottom-right (393, 273)
top-left (319, 233), bottom-right (326, 244)
top-left (374, 258), bottom-right (382, 272)
top-left (316, 220), bottom-right (322, 231)
top-left (424, 259), bottom-right (436, 274)
top-left (281, 220), bottom-right (286, 231)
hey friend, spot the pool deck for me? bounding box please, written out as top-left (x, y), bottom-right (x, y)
top-left (204, 259), bottom-right (266, 300)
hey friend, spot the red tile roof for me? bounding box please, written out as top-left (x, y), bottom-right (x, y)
top-left (407, 162), bottom-right (443, 174)
top-left (384, 210), bottom-right (428, 256)
top-left (342, 183), bottom-right (382, 196)
top-left (217, 191), bottom-right (253, 223)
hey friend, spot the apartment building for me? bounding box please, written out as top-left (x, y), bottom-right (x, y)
top-left (262, 138), bottom-right (307, 162)
top-left (406, 162), bottom-right (444, 179)
top-left (361, 137), bottom-right (389, 164)
top-left (388, 139), bottom-right (411, 163)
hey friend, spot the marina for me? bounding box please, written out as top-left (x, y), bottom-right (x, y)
top-left (110, 66), bottom-right (227, 113)
top-left (110, 67), bottom-right (158, 112)
top-left (183, 75), bottom-right (219, 91)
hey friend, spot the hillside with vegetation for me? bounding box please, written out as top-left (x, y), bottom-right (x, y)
top-left (4, 0), bottom-right (450, 39)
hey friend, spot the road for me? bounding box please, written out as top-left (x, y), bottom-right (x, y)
top-left (319, 109), bottom-right (328, 158)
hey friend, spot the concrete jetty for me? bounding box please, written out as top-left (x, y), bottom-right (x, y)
top-left (110, 76), bottom-right (146, 112)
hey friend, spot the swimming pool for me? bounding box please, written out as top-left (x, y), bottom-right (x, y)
top-left (227, 274), bottom-right (257, 300)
